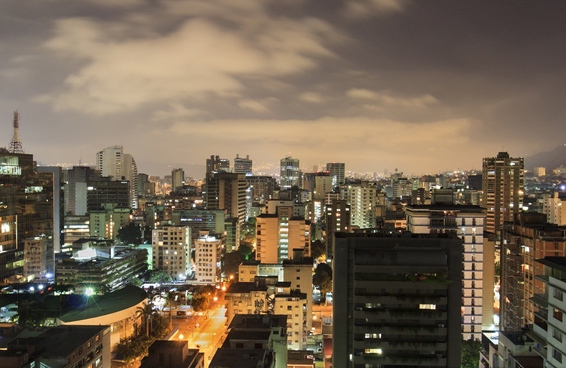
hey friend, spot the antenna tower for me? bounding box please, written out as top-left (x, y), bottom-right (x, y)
top-left (9, 111), bottom-right (24, 154)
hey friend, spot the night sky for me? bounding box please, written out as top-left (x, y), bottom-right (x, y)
top-left (1, 0), bottom-right (565, 177)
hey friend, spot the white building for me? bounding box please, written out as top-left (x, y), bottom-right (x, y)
top-left (341, 182), bottom-right (376, 229)
top-left (96, 145), bottom-right (138, 209)
top-left (274, 285), bottom-right (308, 350)
top-left (23, 236), bottom-right (47, 281)
top-left (544, 192), bottom-right (566, 226)
top-left (406, 204), bottom-right (487, 341)
top-left (193, 230), bottom-right (223, 284)
top-left (152, 225), bottom-right (191, 281)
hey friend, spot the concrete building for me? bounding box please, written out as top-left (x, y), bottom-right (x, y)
top-left (234, 154), bottom-right (253, 175)
top-left (256, 206), bottom-right (310, 264)
top-left (325, 199), bottom-right (350, 262)
top-left (245, 175), bottom-right (276, 205)
top-left (224, 281), bottom-right (269, 324)
top-left (206, 155), bottom-right (230, 174)
top-left (500, 213), bottom-right (566, 331)
top-left (96, 145), bottom-right (138, 209)
top-left (0, 325), bottom-right (111, 368)
top-left (534, 166), bottom-right (546, 177)
top-left (172, 209), bottom-right (225, 242)
top-left (333, 232), bottom-right (462, 368)
top-left (482, 152), bottom-right (524, 234)
top-left (86, 177), bottom-right (130, 212)
top-left (544, 191), bottom-right (566, 226)
top-left (89, 203), bottom-right (130, 240)
top-left (62, 215), bottom-right (90, 252)
top-left (280, 156), bottom-right (301, 190)
top-left (193, 231), bottom-right (223, 284)
top-left (341, 182), bottom-right (377, 229)
top-left (326, 162), bottom-right (345, 186)
top-left (23, 236), bottom-right (48, 281)
top-left (37, 165), bottom-right (64, 253)
top-left (273, 287), bottom-right (308, 350)
top-left (64, 165), bottom-right (99, 216)
top-left (141, 340), bottom-right (204, 368)
top-left (152, 226), bottom-right (192, 282)
top-left (282, 254), bottom-right (314, 332)
top-left (172, 168), bottom-right (185, 193)
top-left (313, 173), bottom-right (333, 201)
top-left (406, 204), bottom-right (488, 340)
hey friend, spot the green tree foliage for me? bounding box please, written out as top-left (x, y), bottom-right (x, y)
top-left (190, 294), bottom-right (209, 311)
top-left (147, 269), bottom-right (173, 283)
top-left (313, 263), bottom-right (333, 304)
top-left (238, 242), bottom-right (254, 260)
top-left (311, 239), bottom-right (326, 260)
top-left (128, 276), bottom-right (143, 287)
top-left (117, 223), bottom-right (143, 245)
top-left (461, 339), bottom-right (482, 368)
top-left (223, 251), bottom-right (245, 279)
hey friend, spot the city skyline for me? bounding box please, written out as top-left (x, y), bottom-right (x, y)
top-left (1, 1), bottom-right (566, 177)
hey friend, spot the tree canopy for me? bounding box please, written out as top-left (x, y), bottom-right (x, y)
top-left (461, 339), bottom-right (482, 368)
top-left (313, 263), bottom-right (332, 304)
top-left (311, 239), bottom-right (326, 261)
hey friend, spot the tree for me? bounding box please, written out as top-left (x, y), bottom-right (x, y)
top-left (147, 269), bottom-right (173, 283)
top-left (311, 239), bottom-right (326, 261)
top-left (117, 223), bottom-right (143, 245)
top-left (313, 263), bottom-right (332, 304)
top-left (238, 242), bottom-right (254, 260)
top-left (223, 251), bottom-right (245, 279)
top-left (461, 339), bottom-right (482, 368)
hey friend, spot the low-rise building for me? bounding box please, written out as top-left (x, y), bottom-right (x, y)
top-left (141, 340), bottom-right (204, 368)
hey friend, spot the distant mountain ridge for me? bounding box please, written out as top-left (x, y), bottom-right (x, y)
top-left (525, 145), bottom-right (566, 172)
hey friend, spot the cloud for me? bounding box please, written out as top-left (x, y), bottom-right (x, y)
top-left (34, 3), bottom-right (342, 115)
top-left (299, 91), bottom-right (326, 103)
top-left (238, 99), bottom-right (271, 113)
top-left (152, 103), bottom-right (206, 121)
top-left (344, 0), bottom-right (408, 19)
top-left (347, 88), bottom-right (438, 108)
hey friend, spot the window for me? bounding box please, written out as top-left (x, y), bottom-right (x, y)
top-left (419, 304), bottom-right (436, 310)
top-left (553, 348), bottom-right (562, 363)
top-left (554, 308), bottom-right (563, 322)
top-left (553, 328), bottom-right (563, 342)
top-left (554, 288), bottom-right (564, 301)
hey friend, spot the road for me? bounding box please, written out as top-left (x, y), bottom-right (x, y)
top-left (173, 303), bottom-right (227, 367)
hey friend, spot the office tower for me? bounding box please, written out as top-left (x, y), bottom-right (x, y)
top-left (172, 208), bottom-right (225, 241)
top-left (256, 206), bottom-right (310, 263)
top-left (325, 199), bottom-right (350, 262)
top-left (327, 162), bottom-right (345, 186)
top-left (86, 177), bottom-right (130, 212)
top-left (234, 154), bottom-right (253, 175)
top-left (0, 149), bottom-right (54, 282)
top-left (64, 166), bottom-right (99, 215)
top-left (137, 173), bottom-right (155, 199)
top-left (152, 225), bottom-right (191, 281)
top-left (96, 145), bottom-right (138, 208)
top-left (482, 152), bottom-right (524, 234)
top-left (280, 156), bottom-right (300, 190)
top-left (171, 168), bottom-right (184, 193)
top-left (313, 173), bottom-right (333, 201)
top-left (392, 176), bottom-right (412, 199)
top-left (341, 182), bottom-right (377, 229)
top-left (89, 203), bottom-right (130, 240)
top-left (38, 166), bottom-right (64, 253)
top-left (193, 230), bottom-right (223, 284)
top-left (500, 213), bottom-right (566, 331)
top-left (406, 203), bottom-right (487, 340)
top-left (245, 175), bottom-right (276, 205)
top-left (544, 191), bottom-right (566, 225)
top-left (206, 155), bottom-right (230, 173)
top-left (333, 233), bottom-right (462, 368)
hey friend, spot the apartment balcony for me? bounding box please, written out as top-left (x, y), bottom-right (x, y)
top-left (353, 352), bottom-right (446, 367)
top-left (353, 339), bottom-right (447, 351)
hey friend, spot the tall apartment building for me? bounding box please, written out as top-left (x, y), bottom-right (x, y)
top-left (0, 149), bottom-right (54, 283)
top-left (245, 175), bottom-right (276, 205)
top-left (86, 177), bottom-right (130, 212)
top-left (234, 154), bottom-right (253, 175)
top-left (65, 166), bottom-right (100, 215)
top-left (482, 152), bottom-right (524, 234)
top-left (171, 168), bottom-right (184, 193)
top-left (96, 145), bottom-right (138, 209)
top-left (152, 225), bottom-right (191, 281)
top-left (283, 254), bottom-right (314, 331)
top-left (280, 156), bottom-right (300, 190)
top-left (313, 173), bottom-right (333, 201)
top-left (256, 206), bottom-right (310, 264)
top-left (325, 199), bottom-right (350, 262)
top-left (333, 233), bottom-right (462, 368)
top-left (206, 155), bottom-right (230, 173)
top-left (544, 191), bottom-right (566, 226)
top-left (89, 204), bottom-right (131, 240)
top-left (406, 204), bottom-right (488, 340)
top-left (341, 182), bottom-right (377, 229)
top-left (327, 162), bottom-right (345, 186)
top-left (193, 231), bottom-right (223, 284)
top-left (205, 172), bottom-right (246, 250)
top-left (273, 286), bottom-right (308, 350)
top-left (500, 213), bottom-right (566, 331)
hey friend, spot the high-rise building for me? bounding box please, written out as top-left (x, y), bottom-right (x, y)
top-left (280, 156), bottom-right (300, 190)
top-left (333, 232), bottom-right (462, 368)
top-left (96, 145), bottom-right (138, 208)
top-left (234, 154), bottom-right (252, 175)
top-left (326, 162), bottom-right (345, 186)
top-left (0, 149), bottom-right (54, 283)
top-left (64, 166), bottom-right (100, 215)
top-left (86, 177), bottom-right (130, 212)
top-left (206, 155), bottom-right (230, 174)
top-left (543, 191), bottom-right (566, 226)
top-left (38, 166), bottom-right (64, 253)
top-left (325, 199), bottom-right (350, 262)
top-left (245, 175), bottom-right (276, 205)
top-left (482, 152), bottom-right (524, 234)
top-left (171, 168), bottom-right (184, 193)
top-left (152, 225), bottom-right (192, 281)
top-left (193, 231), bottom-right (223, 284)
top-left (341, 182), bottom-right (377, 229)
top-left (406, 204), bottom-right (488, 340)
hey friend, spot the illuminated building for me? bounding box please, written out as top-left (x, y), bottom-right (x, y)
top-left (280, 156), bottom-right (300, 190)
top-left (171, 168), bottom-right (184, 193)
top-left (543, 191), bottom-right (566, 226)
top-left (96, 145), bottom-right (138, 208)
top-left (89, 204), bottom-right (130, 240)
top-left (406, 204), bottom-right (488, 340)
top-left (325, 199), bottom-right (350, 262)
top-left (193, 230), bottom-right (223, 284)
top-left (482, 152), bottom-right (524, 234)
top-left (206, 155), bottom-right (230, 173)
top-left (234, 154), bottom-right (253, 175)
top-left (86, 177), bottom-right (130, 212)
top-left (341, 182), bottom-right (377, 229)
top-left (327, 162), bottom-right (345, 186)
top-left (64, 165), bottom-right (99, 216)
top-left (333, 232), bottom-right (462, 368)
top-left (152, 225), bottom-right (191, 281)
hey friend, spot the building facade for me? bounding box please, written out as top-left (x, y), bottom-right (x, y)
top-left (152, 225), bottom-right (192, 281)
top-left (193, 231), bottom-right (223, 284)
top-left (96, 145), bottom-right (138, 209)
top-left (280, 156), bottom-right (301, 190)
top-left (326, 162), bottom-right (345, 186)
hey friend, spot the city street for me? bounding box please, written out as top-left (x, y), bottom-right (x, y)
top-left (173, 303), bottom-right (227, 367)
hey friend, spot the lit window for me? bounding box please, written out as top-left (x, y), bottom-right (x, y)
top-left (419, 304), bottom-right (437, 310)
